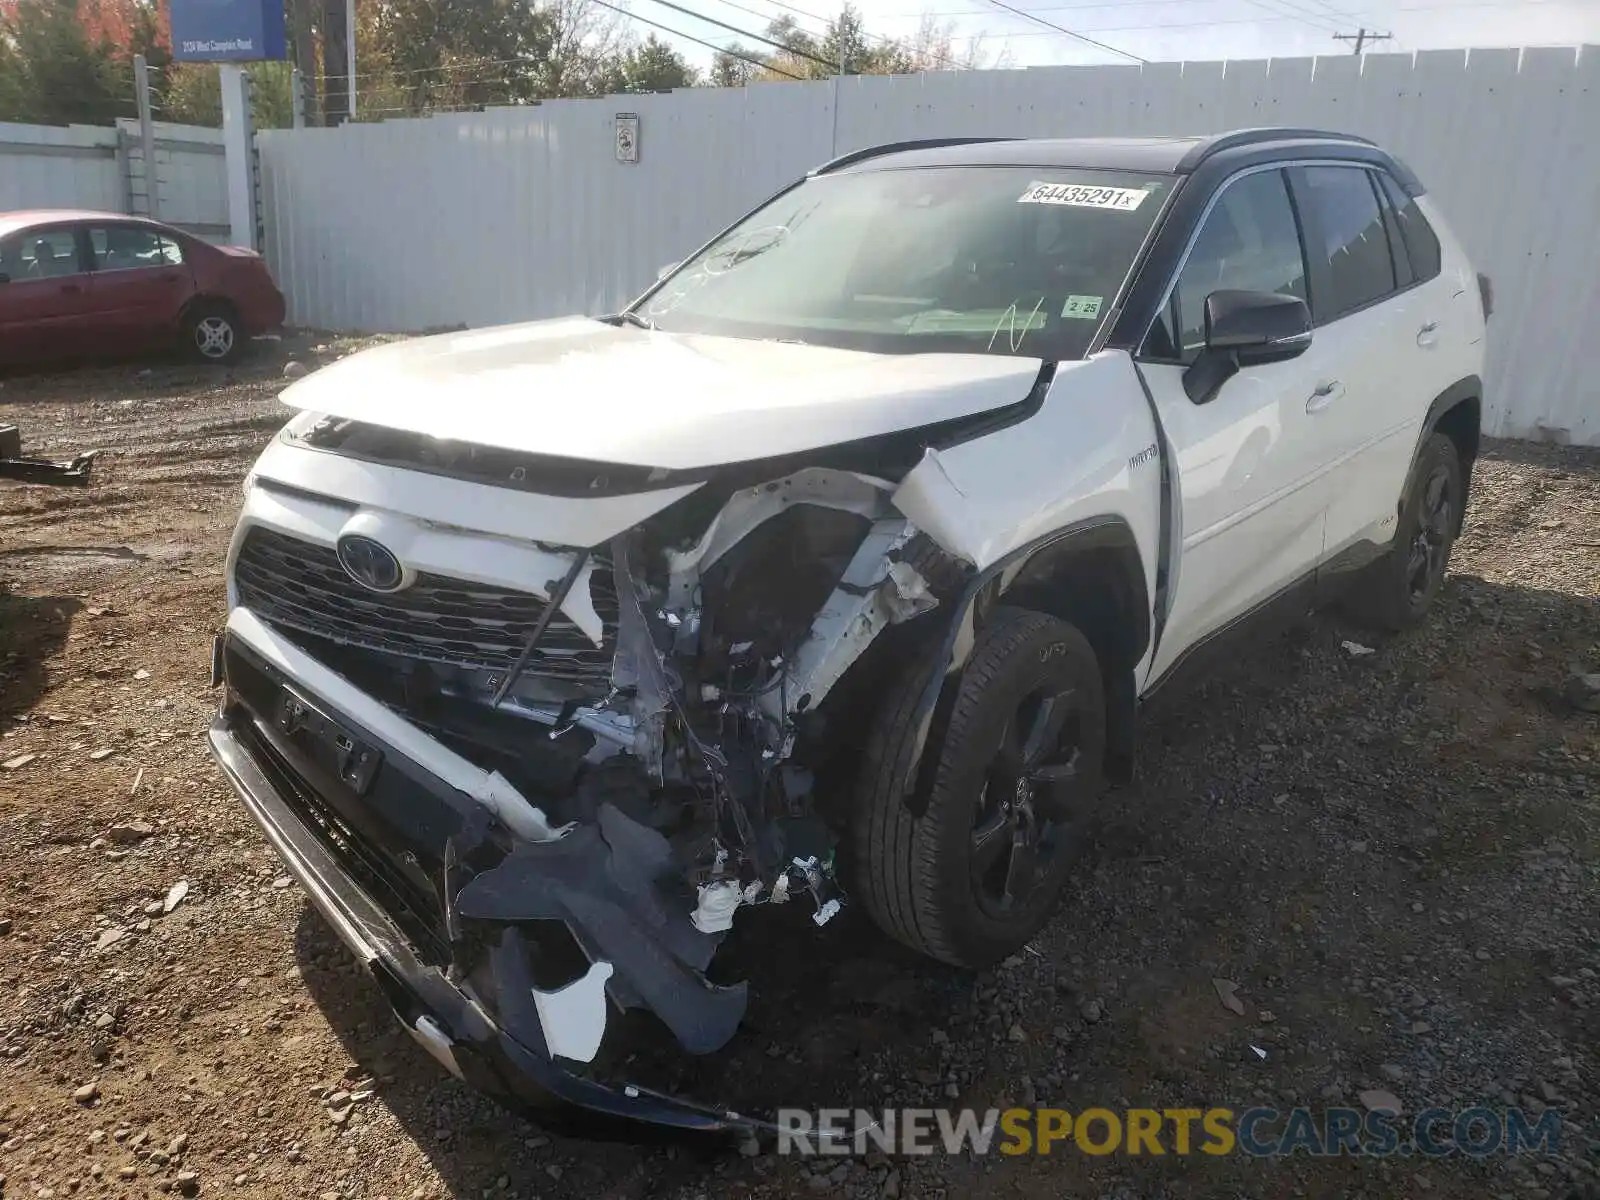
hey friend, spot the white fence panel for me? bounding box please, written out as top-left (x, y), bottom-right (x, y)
top-left (0, 123), bottom-right (123, 212)
top-left (0, 119), bottom-right (231, 242)
top-left (258, 46), bottom-right (1600, 443)
top-left (121, 120), bottom-right (231, 242)
top-left (258, 83), bottom-right (834, 333)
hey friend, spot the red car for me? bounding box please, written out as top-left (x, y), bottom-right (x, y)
top-left (0, 210), bottom-right (286, 368)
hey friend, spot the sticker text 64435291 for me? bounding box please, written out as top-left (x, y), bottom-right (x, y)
top-left (1018, 182), bottom-right (1150, 210)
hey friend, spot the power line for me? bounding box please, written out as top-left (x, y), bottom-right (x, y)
top-left (320, 55), bottom-right (530, 83)
top-left (319, 3), bottom-right (809, 85)
top-left (920, 0), bottom-right (1575, 40)
top-left (880, 0), bottom-right (1545, 17)
top-left (640, 0), bottom-right (845, 69)
top-left (587, 0), bottom-right (811, 78)
top-left (980, 0), bottom-right (1147, 62)
top-left (1240, 0), bottom-right (1342, 35)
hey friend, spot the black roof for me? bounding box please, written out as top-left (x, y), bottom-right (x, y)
top-left (814, 127), bottom-right (1381, 178)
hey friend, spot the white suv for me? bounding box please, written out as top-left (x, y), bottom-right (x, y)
top-left (209, 127), bottom-right (1487, 1133)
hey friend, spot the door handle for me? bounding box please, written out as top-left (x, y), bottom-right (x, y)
top-left (159, 274), bottom-right (180, 283)
top-left (1417, 320), bottom-right (1440, 348)
top-left (1306, 380), bottom-right (1344, 414)
top-left (60, 283), bottom-right (82, 294)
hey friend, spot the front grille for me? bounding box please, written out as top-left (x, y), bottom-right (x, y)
top-left (235, 526), bottom-right (617, 686)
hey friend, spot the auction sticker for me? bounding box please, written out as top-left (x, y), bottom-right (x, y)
top-left (1019, 182), bottom-right (1150, 210)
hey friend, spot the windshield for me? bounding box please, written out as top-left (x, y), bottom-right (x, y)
top-left (636, 165), bottom-right (1173, 360)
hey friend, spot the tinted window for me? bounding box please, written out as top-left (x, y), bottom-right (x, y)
top-left (90, 226), bottom-right (184, 271)
top-left (1377, 171), bottom-right (1441, 281)
top-left (1301, 166), bottom-right (1396, 319)
top-left (1373, 172), bottom-right (1415, 289)
top-left (1149, 169), bottom-right (1307, 362)
top-left (0, 229), bottom-right (83, 279)
top-left (640, 166), bottom-right (1173, 361)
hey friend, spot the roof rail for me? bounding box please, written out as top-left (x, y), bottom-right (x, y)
top-left (811, 137), bottom-right (1017, 176)
top-left (1176, 127), bottom-right (1376, 172)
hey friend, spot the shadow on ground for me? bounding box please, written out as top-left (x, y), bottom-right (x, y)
top-left (0, 588), bottom-right (82, 723)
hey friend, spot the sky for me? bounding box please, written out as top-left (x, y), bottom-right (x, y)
top-left (636, 0), bottom-right (1600, 74)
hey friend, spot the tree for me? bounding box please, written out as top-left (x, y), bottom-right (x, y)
top-left (160, 61), bottom-right (298, 129)
top-left (0, 0), bottom-right (126, 124)
top-left (709, 44), bottom-right (756, 88)
top-left (618, 34), bottom-right (696, 92)
top-left (362, 0), bottom-right (557, 115)
top-left (531, 0), bottom-right (630, 99)
top-left (820, 4), bottom-right (881, 75)
top-left (901, 12), bottom-right (1011, 70)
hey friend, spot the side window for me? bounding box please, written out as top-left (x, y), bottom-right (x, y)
top-left (6, 229), bottom-right (83, 279)
top-left (1373, 171), bottom-right (1415, 289)
top-left (1300, 166), bottom-right (1396, 319)
top-left (0, 235), bottom-right (21, 280)
top-left (1150, 169), bottom-right (1308, 362)
top-left (1377, 171), bottom-right (1441, 281)
top-left (90, 226), bottom-right (182, 272)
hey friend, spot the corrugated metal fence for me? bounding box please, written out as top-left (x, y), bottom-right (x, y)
top-left (257, 46), bottom-right (1599, 443)
top-left (0, 119), bottom-right (230, 242)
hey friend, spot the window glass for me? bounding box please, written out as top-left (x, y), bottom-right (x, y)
top-left (1301, 166), bottom-right (1396, 318)
top-left (1377, 171), bottom-right (1441, 281)
top-left (1373, 172), bottom-right (1415, 288)
top-left (1, 229), bottom-right (82, 279)
top-left (639, 166), bottom-right (1173, 361)
top-left (90, 226), bottom-right (183, 271)
top-left (1161, 169), bottom-right (1307, 361)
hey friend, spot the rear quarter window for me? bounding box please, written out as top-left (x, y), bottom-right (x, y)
top-left (1378, 172), bottom-right (1442, 281)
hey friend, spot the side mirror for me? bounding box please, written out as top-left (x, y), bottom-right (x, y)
top-left (656, 261), bottom-right (678, 281)
top-left (1183, 289), bottom-right (1312, 404)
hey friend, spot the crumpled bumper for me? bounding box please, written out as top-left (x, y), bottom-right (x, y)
top-left (208, 706), bottom-right (765, 1139)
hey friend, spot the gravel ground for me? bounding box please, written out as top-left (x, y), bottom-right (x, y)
top-left (1, 341), bottom-right (1597, 1200)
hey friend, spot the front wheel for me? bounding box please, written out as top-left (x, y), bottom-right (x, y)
top-left (1344, 432), bottom-right (1463, 631)
top-left (183, 301), bottom-right (244, 364)
top-left (850, 607), bottom-right (1106, 968)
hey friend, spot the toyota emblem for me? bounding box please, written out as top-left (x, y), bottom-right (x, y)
top-left (336, 534), bottom-right (405, 593)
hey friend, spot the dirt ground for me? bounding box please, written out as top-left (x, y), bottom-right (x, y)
top-left (1, 339), bottom-right (1597, 1200)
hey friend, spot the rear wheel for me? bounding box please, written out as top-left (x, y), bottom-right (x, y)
top-left (183, 300), bottom-right (243, 364)
top-left (1345, 432), bottom-right (1463, 631)
top-left (850, 607), bottom-right (1106, 967)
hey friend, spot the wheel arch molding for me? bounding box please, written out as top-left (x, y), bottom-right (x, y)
top-left (1415, 375), bottom-right (1482, 532)
top-left (898, 514), bottom-right (1150, 815)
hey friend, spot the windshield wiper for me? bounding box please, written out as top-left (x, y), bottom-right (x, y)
top-left (606, 310), bottom-right (655, 330)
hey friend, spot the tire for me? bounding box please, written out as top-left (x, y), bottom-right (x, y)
top-left (850, 607), bottom-right (1107, 968)
top-left (1344, 432), bottom-right (1464, 631)
top-left (182, 300), bottom-right (244, 365)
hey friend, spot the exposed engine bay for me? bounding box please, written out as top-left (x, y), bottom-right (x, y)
top-left (226, 418), bottom-right (982, 1070)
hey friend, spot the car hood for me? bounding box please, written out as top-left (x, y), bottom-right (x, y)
top-left (279, 317), bottom-right (1043, 470)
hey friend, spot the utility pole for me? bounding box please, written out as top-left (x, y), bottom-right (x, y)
top-left (219, 67), bottom-right (258, 250)
top-left (1333, 27), bottom-right (1393, 54)
top-left (133, 54), bottom-right (159, 218)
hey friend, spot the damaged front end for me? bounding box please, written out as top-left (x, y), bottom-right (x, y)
top-left (211, 425), bottom-right (971, 1132)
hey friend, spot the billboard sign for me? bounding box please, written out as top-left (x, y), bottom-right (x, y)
top-left (171, 0), bottom-right (288, 61)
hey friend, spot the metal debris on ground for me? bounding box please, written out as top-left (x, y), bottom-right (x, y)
top-left (1212, 977), bottom-right (1247, 1016)
top-left (1341, 640), bottom-right (1377, 657)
